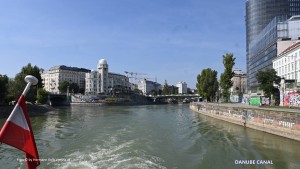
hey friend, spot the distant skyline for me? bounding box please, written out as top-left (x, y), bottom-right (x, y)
top-left (0, 0), bottom-right (246, 88)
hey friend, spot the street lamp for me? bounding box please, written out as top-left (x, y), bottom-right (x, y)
top-left (66, 79), bottom-right (72, 101)
top-left (67, 85), bottom-right (69, 103)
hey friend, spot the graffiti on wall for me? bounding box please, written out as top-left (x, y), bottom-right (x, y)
top-left (249, 96), bottom-right (270, 105)
top-left (261, 97), bottom-right (270, 105)
top-left (230, 95), bottom-right (241, 103)
top-left (249, 97), bottom-right (260, 105)
top-left (279, 121), bottom-right (295, 128)
top-left (284, 92), bottom-right (300, 107)
top-left (263, 118), bottom-right (274, 125)
top-left (191, 103), bottom-right (300, 130)
top-left (242, 110), bottom-right (254, 121)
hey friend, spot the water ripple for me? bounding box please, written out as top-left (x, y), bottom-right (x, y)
top-left (53, 139), bottom-right (166, 169)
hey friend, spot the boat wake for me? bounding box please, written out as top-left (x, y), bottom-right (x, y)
top-left (53, 139), bottom-right (166, 169)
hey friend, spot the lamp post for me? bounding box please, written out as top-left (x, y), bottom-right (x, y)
top-left (67, 85), bottom-right (69, 103)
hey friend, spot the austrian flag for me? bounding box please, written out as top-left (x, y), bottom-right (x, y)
top-left (0, 95), bottom-right (40, 169)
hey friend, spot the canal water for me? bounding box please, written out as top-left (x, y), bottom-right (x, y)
top-left (0, 104), bottom-right (300, 169)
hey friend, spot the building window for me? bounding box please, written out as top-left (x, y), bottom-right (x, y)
top-left (285, 66), bottom-right (287, 73)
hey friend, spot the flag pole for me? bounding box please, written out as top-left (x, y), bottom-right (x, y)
top-left (0, 75), bottom-right (40, 169)
top-left (22, 75), bottom-right (38, 96)
top-left (22, 75), bottom-right (40, 169)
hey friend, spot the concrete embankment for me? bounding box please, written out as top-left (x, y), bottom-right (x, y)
top-left (190, 102), bottom-right (300, 141)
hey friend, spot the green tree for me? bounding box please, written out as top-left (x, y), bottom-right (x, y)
top-left (58, 81), bottom-right (70, 93)
top-left (162, 80), bottom-right (169, 95)
top-left (150, 89), bottom-right (157, 96)
top-left (58, 81), bottom-right (80, 94)
top-left (79, 88), bottom-right (85, 94)
top-left (196, 68), bottom-right (219, 102)
top-left (69, 83), bottom-right (79, 93)
top-left (6, 79), bottom-right (16, 102)
top-left (220, 53), bottom-right (236, 102)
top-left (7, 63), bottom-right (43, 103)
top-left (0, 74), bottom-right (9, 104)
top-left (256, 68), bottom-right (281, 99)
top-left (37, 88), bottom-right (48, 104)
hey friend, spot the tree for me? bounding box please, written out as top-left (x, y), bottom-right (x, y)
top-left (18, 63), bottom-right (43, 87)
top-left (256, 68), bottom-right (281, 99)
top-left (58, 81), bottom-right (80, 94)
top-left (134, 89), bottom-right (143, 95)
top-left (79, 88), bottom-right (85, 94)
top-left (196, 68), bottom-right (219, 102)
top-left (150, 89), bottom-right (157, 96)
top-left (58, 81), bottom-right (70, 93)
top-left (69, 83), bottom-right (79, 93)
top-left (6, 79), bottom-right (16, 102)
top-left (220, 53), bottom-right (236, 102)
top-left (0, 74), bottom-right (9, 104)
top-left (162, 80), bottom-right (169, 95)
top-left (7, 63), bottom-right (43, 103)
top-left (37, 88), bottom-right (48, 104)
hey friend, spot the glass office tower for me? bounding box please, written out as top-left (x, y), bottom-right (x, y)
top-left (246, 0), bottom-right (300, 92)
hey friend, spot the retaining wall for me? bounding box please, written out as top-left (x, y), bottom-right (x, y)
top-left (190, 102), bottom-right (300, 141)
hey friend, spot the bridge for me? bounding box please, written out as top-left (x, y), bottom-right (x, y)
top-left (48, 94), bottom-right (70, 106)
top-left (147, 94), bottom-right (202, 102)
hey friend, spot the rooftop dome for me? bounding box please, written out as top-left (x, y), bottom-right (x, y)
top-left (99, 59), bottom-right (107, 65)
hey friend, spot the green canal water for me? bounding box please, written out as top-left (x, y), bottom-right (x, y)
top-left (0, 104), bottom-right (300, 169)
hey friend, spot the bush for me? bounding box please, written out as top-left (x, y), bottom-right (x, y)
top-left (37, 88), bottom-right (48, 104)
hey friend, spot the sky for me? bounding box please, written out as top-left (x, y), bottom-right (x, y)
top-left (0, 0), bottom-right (246, 88)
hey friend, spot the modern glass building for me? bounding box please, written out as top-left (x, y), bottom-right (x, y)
top-left (246, 0), bottom-right (300, 92)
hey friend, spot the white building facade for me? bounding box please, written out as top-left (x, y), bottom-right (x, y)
top-left (85, 59), bottom-right (130, 95)
top-left (108, 72), bottom-right (129, 90)
top-left (41, 65), bottom-right (90, 94)
top-left (138, 79), bottom-right (161, 95)
top-left (176, 81), bottom-right (187, 94)
top-left (273, 41), bottom-right (300, 83)
top-left (85, 70), bottom-right (101, 95)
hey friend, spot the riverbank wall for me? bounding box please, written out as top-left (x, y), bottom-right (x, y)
top-left (190, 102), bottom-right (300, 141)
top-left (0, 104), bottom-right (55, 118)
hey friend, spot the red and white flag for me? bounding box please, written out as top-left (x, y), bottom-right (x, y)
top-left (0, 95), bottom-right (40, 169)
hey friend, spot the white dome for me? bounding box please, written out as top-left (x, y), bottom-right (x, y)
top-left (99, 59), bottom-right (107, 65)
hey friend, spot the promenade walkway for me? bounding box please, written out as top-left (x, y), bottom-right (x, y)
top-left (200, 102), bottom-right (300, 113)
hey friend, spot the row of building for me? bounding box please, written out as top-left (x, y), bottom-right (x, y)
top-left (246, 0), bottom-right (300, 93)
top-left (41, 1), bottom-right (300, 99)
top-left (41, 59), bottom-right (190, 96)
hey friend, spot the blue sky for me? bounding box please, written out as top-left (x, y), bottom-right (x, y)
top-left (0, 0), bottom-right (246, 88)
